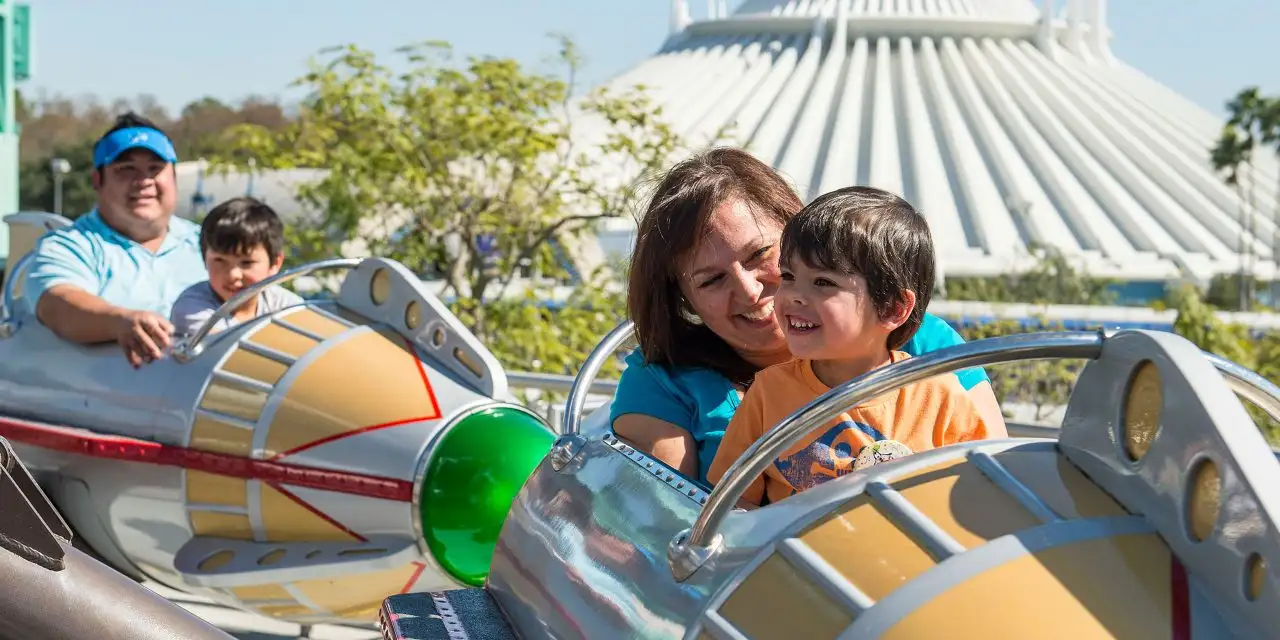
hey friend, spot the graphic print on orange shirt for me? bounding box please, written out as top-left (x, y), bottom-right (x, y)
top-left (773, 420), bottom-right (886, 489)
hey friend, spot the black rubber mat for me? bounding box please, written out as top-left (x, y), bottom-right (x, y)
top-left (378, 588), bottom-right (516, 640)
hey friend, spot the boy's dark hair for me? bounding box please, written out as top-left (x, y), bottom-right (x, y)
top-left (780, 186), bottom-right (935, 351)
top-left (200, 197), bottom-right (287, 263)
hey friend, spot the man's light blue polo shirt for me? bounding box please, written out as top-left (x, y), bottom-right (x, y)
top-left (22, 209), bottom-right (207, 319)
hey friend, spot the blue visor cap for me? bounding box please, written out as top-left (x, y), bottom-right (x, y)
top-left (93, 127), bottom-right (179, 166)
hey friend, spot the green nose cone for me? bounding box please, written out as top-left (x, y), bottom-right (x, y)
top-left (420, 405), bottom-right (556, 586)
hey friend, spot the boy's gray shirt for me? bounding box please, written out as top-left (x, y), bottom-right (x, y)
top-left (170, 281), bottom-right (305, 337)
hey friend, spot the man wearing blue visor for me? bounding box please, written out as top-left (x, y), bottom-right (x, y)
top-left (23, 113), bottom-right (206, 367)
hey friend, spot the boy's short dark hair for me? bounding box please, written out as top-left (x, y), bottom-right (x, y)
top-left (200, 197), bottom-right (287, 263)
top-left (780, 186), bottom-right (935, 350)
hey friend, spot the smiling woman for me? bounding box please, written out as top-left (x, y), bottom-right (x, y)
top-left (610, 147), bottom-right (1008, 484)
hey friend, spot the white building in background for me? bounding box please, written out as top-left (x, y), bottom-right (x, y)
top-left (590, 0), bottom-right (1280, 299)
top-left (172, 160), bottom-right (324, 223)
top-left (171, 0), bottom-right (1280, 305)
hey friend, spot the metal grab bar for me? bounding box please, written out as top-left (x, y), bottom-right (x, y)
top-left (0, 253), bottom-right (36, 339)
top-left (560, 320), bottom-right (636, 436)
top-left (171, 257), bottom-right (363, 362)
top-left (1204, 352), bottom-right (1280, 424)
top-left (666, 330), bottom-right (1108, 581)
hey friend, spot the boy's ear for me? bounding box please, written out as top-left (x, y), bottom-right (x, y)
top-left (883, 290), bottom-right (916, 329)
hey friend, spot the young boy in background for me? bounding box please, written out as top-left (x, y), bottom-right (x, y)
top-left (707, 186), bottom-right (990, 506)
top-left (170, 197), bottom-right (302, 337)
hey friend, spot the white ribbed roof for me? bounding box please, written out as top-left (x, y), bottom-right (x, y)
top-left (732, 0), bottom-right (1039, 20)
top-left (595, 0), bottom-right (1280, 283)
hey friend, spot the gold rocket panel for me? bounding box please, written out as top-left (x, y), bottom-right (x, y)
top-left (198, 379), bottom-right (268, 424)
top-left (222, 347), bottom-right (290, 386)
top-left (893, 458), bottom-right (1041, 549)
top-left (995, 450), bottom-right (1128, 520)
top-left (189, 511), bottom-right (254, 541)
top-left (258, 483), bottom-right (360, 542)
top-left (228, 584), bottom-right (295, 602)
top-left (264, 329), bottom-right (439, 457)
top-left (185, 470), bottom-right (248, 508)
top-left (189, 415), bottom-right (254, 457)
top-left (881, 534), bottom-right (1173, 639)
top-left (800, 493), bottom-right (937, 601)
top-left (292, 562), bottom-right (423, 620)
top-left (249, 322), bottom-right (321, 360)
top-left (719, 553), bottom-right (852, 640)
top-left (279, 308), bottom-right (350, 339)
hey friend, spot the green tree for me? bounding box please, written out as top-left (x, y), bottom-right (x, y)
top-left (172, 95), bottom-right (289, 159)
top-left (942, 243), bottom-right (1116, 305)
top-left (1204, 273), bottom-right (1272, 311)
top-left (1258, 96), bottom-right (1280, 305)
top-left (18, 141), bottom-right (96, 216)
top-left (1168, 284), bottom-right (1255, 364)
top-left (945, 245), bottom-right (1109, 421)
top-left (1168, 283), bottom-right (1279, 443)
top-left (15, 93), bottom-right (294, 218)
top-left (209, 37), bottom-right (687, 375)
top-left (959, 318), bottom-right (1086, 422)
top-left (1212, 88), bottom-right (1265, 310)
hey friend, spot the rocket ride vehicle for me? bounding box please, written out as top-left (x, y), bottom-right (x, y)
top-left (4, 210), bottom-right (1280, 639)
top-left (377, 321), bottom-right (1280, 639)
top-left (0, 212), bottom-right (559, 629)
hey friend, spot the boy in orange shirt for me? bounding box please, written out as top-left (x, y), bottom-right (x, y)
top-left (707, 186), bottom-right (990, 506)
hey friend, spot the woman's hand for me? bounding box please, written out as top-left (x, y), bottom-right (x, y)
top-left (612, 414), bottom-right (700, 478)
top-left (968, 381), bottom-right (1009, 438)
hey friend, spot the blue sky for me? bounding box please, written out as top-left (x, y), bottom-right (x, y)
top-left (19, 0), bottom-right (1279, 119)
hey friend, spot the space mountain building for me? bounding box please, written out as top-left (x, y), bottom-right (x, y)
top-left (592, 0), bottom-right (1280, 295)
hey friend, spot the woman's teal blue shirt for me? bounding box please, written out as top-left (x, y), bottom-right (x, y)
top-left (608, 313), bottom-right (988, 483)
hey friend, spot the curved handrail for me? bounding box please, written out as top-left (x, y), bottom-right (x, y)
top-left (1204, 351), bottom-right (1280, 424)
top-left (668, 330), bottom-right (1107, 580)
top-left (561, 319), bottom-right (636, 436)
top-left (0, 252), bottom-right (36, 339)
top-left (170, 257), bottom-right (363, 362)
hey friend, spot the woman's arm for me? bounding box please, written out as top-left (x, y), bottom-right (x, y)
top-left (908, 314), bottom-right (1008, 436)
top-left (612, 414), bottom-right (699, 477)
top-left (609, 350), bottom-right (702, 477)
top-left (967, 380), bottom-right (1009, 438)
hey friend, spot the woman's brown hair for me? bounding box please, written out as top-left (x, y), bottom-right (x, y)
top-left (627, 147), bottom-right (803, 386)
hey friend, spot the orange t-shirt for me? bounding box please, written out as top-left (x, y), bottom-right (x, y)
top-left (707, 352), bottom-right (990, 506)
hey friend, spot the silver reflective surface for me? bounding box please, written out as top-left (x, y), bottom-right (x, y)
top-left (487, 439), bottom-right (716, 639)
top-left (0, 253), bottom-right (33, 338)
top-left (1205, 351), bottom-right (1280, 424)
top-left (0, 543), bottom-right (236, 640)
